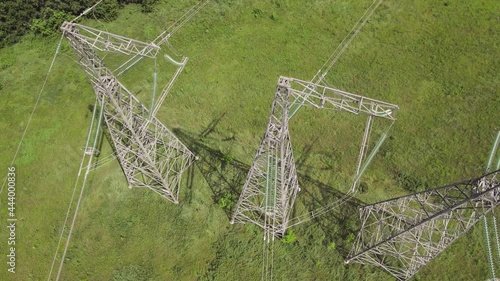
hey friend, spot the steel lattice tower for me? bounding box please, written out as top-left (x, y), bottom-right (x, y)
top-left (60, 21), bottom-right (196, 203)
top-left (230, 76), bottom-right (399, 237)
top-left (346, 169), bottom-right (500, 281)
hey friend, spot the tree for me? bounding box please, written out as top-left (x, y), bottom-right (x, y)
top-left (31, 8), bottom-right (71, 36)
top-left (0, 0), bottom-right (160, 48)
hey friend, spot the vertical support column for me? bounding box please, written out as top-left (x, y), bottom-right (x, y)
top-left (352, 115), bottom-right (373, 191)
top-left (231, 77), bottom-right (300, 237)
top-left (62, 22), bottom-right (196, 204)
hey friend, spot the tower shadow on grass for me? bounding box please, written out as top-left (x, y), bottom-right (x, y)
top-left (174, 121), bottom-right (364, 251)
top-left (173, 127), bottom-right (248, 220)
top-left (294, 174), bottom-right (364, 256)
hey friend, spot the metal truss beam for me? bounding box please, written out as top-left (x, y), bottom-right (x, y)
top-left (231, 77), bottom-right (299, 236)
top-left (61, 22), bottom-right (195, 203)
top-left (287, 78), bottom-right (398, 120)
top-left (61, 22), bottom-right (160, 58)
top-left (231, 76), bottom-right (398, 237)
top-left (346, 169), bottom-right (500, 281)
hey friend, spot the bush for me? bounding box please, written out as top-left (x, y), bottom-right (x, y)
top-left (2, 0), bottom-right (160, 48)
top-left (344, 232), bottom-right (355, 244)
top-left (93, 0), bottom-right (120, 21)
top-left (281, 229), bottom-right (297, 243)
top-left (218, 192), bottom-right (234, 210)
top-left (30, 9), bottom-right (71, 36)
top-left (327, 241), bottom-right (336, 251)
top-left (141, 0), bottom-right (159, 13)
top-left (270, 12), bottom-right (278, 21)
top-left (252, 8), bottom-right (264, 18)
top-left (396, 172), bottom-right (429, 193)
top-left (359, 182), bottom-right (368, 193)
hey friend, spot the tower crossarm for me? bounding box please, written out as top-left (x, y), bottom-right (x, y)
top-left (232, 74), bottom-right (399, 237)
top-left (61, 21), bottom-right (160, 58)
top-left (347, 169), bottom-right (500, 281)
top-left (62, 22), bottom-right (195, 204)
top-left (231, 77), bottom-right (300, 236)
top-left (283, 77), bottom-right (399, 121)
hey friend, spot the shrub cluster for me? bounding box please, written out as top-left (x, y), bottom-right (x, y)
top-left (0, 0), bottom-right (160, 48)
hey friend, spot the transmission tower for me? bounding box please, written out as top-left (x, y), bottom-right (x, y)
top-left (60, 20), bottom-right (196, 203)
top-left (230, 76), bottom-right (398, 237)
top-left (345, 169), bottom-right (500, 281)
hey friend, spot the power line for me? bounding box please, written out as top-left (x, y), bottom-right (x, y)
top-left (49, 0), bottom-right (209, 277)
top-left (55, 102), bottom-right (104, 281)
top-left (0, 34), bottom-right (64, 195)
top-left (46, 100), bottom-right (101, 281)
top-left (485, 216), bottom-right (498, 280)
top-left (347, 169), bottom-right (500, 280)
top-left (70, 0), bottom-right (104, 23)
top-left (312, 0), bottom-right (384, 85)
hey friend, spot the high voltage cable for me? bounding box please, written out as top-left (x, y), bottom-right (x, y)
top-left (54, 99), bottom-right (104, 281)
top-left (169, 0), bottom-right (211, 36)
top-left (70, 0), bottom-right (104, 23)
top-left (55, 149), bottom-right (98, 281)
top-left (154, 0), bottom-right (211, 45)
top-left (312, 0), bottom-right (384, 85)
top-left (47, 0), bottom-right (211, 279)
top-left (116, 1), bottom-right (210, 78)
top-left (260, 1), bottom-right (387, 279)
top-left (484, 216), bottom-right (497, 280)
top-left (0, 0), bottom-right (101, 198)
top-left (0, 34), bottom-right (64, 195)
top-left (294, 0), bottom-right (387, 223)
top-left (493, 216), bottom-right (500, 263)
top-left (48, 2), bottom-right (110, 278)
top-left (287, 121), bottom-right (394, 228)
top-left (46, 99), bottom-right (100, 281)
top-left (484, 131), bottom-right (500, 281)
top-left (89, 153), bottom-right (116, 171)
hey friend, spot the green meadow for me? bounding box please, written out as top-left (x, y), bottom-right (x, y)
top-left (0, 0), bottom-right (498, 280)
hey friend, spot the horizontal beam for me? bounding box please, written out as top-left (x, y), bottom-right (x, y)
top-left (283, 76), bottom-right (399, 120)
top-left (63, 27), bottom-right (195, 203)
top-left (61, 21), bottom-right (160, 58)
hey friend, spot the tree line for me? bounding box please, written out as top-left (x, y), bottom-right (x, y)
top-left (0, 0), bottom-right (159, 48)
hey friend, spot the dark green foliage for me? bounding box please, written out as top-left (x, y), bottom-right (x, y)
top-left (252, 8), bottom-right (264, 19)
top-left (140, 0), bottom-right (160, 13)
top-left (92, 0), bottom-right (120, 21)
top-left (281, 229), bottom-right (297, 243)
top-left (327, 240), bottom-right (336, 251)
top-left (359, 182), bottom-right (368, 193)
top-left (0, 0), bottom-right (498, 280)
top-left (270, 12), bottom-right (278, 21)
top-left (0, 0), bottom-right (38, 47)
top-left (30, 8), bottom-right (72, 36)
top-left (0, 0), bottom-right (160, 47)
top-left (0, 0), bottom-right (93, 46)
top-left (217, 191), bottom-right (234, 210)
top-left (344, 232), bottom-right (355, 244)
top-left (396, 171), bottom-right (430, 193)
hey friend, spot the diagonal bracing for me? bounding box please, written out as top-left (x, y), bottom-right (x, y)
top-left (49, 4), bottom-right (210, 279)
top-left (61, 21), bottom-right (195, 203)
top-left (231, 76), bottom-right (399, 237)
top-left (231, 77), bottom-right (300, 236)
top-left (346, 169), bottom-right (500, 281)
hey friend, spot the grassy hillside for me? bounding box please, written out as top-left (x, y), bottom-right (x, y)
top-left (0, 0), bottom-right (498, 280)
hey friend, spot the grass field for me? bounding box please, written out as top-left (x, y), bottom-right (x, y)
top-left (0, 0), bottom-right (499, 280)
